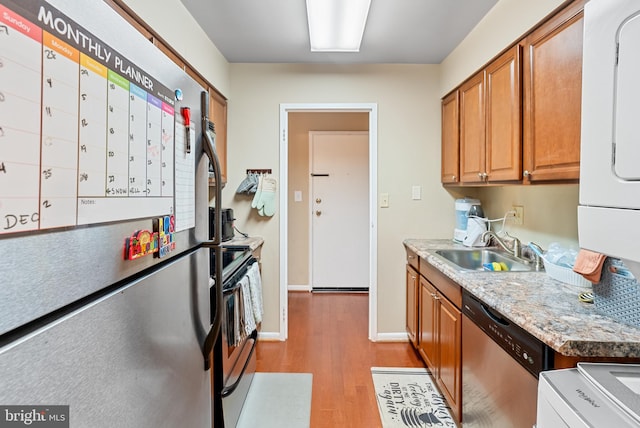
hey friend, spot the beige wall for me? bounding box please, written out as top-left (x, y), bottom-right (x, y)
top-left (287, 113), bottom-right (369, 286)
top-left (225, 64), bottom-right (455, 335)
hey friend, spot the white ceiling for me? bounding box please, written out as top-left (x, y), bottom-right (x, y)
top-left (179, 0), bottom-right (498, 64)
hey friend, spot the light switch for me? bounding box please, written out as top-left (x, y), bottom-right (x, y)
top-left (411, 185), bottom-right (421, 200)
top-left (380, 193), bottom-right (389, 208)
top-left (294, 191), bottom-right (302, 202)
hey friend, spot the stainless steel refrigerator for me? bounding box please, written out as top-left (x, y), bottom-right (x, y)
top-left (0, 0), bottom-right (222, 426)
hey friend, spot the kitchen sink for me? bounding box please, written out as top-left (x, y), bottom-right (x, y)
top-left (433, 249), bottom-right (533, 272)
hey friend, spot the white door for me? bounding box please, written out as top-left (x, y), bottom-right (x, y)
top-left (310, 131), bottom-right (369, 290)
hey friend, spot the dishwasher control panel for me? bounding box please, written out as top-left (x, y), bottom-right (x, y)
top-left (462, 289), bottom-right (553, 377)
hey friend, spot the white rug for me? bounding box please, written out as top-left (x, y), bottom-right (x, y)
top-left (236, 372), bottom-right (312, 428)
top-left (371, 367), bottom-right (456, 428)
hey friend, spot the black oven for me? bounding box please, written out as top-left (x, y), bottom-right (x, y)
top-left (210, 245), bottom-right (260, 428)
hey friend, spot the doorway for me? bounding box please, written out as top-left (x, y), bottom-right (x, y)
top-left (310, 131), bottom-right (369, 291)
top-left (279, 103), bottom-right (378, 341)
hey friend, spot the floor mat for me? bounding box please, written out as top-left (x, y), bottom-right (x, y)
top-left (236, 372), bottom-right (312, 428)
top-left (371, 367), bottom-right (456, 427)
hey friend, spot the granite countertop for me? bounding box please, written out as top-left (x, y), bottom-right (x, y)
top-left (404, 238), bottom-right (640, 358)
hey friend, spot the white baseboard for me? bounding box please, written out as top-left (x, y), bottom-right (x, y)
top-left (288, 284), bottom-right (312, 292)
top-left (372, 332), bottom-right (410, 342)
top-left (258, 331), bottom-right (408, 343)
top-left (258, 331), bottom-right (284, 341)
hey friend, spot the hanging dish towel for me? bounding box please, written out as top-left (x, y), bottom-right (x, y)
top-left (240, 275), bottom-right (256, 335)
top-left (573, 249), bottom-right (607, 283)
top-left (247, 263), bottom-right (263, 324)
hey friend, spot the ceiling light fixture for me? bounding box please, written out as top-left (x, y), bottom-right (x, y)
top-left (306, 0), bottom-right (371, 52)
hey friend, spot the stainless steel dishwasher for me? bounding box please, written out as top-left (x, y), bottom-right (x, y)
top-left (462, 289), bottom-right (553, 428)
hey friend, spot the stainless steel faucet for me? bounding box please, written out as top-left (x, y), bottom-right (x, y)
top-left (482, 230), bottom-right (522, 258)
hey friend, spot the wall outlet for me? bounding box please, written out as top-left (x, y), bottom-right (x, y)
top-left (512, 205), bottom-right (524, 225)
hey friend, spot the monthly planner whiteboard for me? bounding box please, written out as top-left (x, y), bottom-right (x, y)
top-left (0, 0), bottom-right (198, 235)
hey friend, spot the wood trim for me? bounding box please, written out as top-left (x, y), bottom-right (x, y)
top-left (102, 0), bottom-right (152, 41)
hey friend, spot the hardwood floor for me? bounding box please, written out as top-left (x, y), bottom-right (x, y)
top-left (256, 292), bottom-right (425, 428)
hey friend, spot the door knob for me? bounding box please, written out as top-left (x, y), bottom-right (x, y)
top-left (316, 198), bottom-right (322, 204)
top-left (315, 210), bottom-right (322, 216)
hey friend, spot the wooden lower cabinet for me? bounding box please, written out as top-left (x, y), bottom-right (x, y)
top-left (436, 293), bottom-right (462, 422)
top-left (418, 276), bottom-right (462, 422)
top-left (406, 264), bottom-right (419, 347)
top-left (419, 277), bottom-right (438, 370)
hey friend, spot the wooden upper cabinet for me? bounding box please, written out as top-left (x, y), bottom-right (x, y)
top-left (459, 71), bottom-right (486, 183)
top-left (441, 91), bottom-right (460, 184)
top-left (486, 45), bottom-right (522, 182)
top-left (522, 0), bottom-right (585, 182)
top-left (209, 90), bottom-right (228, 184)
top-left (459, 45), bottom-right (522, 185)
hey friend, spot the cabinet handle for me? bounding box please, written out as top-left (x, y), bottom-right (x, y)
top-left (523, 170), bottom-right (531, 178)
top-left (408, 255), bottom-right (415, 260)
top-left (477, 172), bottom-right (483, 179)
top-left (452, 175), bottom-right (456, 181)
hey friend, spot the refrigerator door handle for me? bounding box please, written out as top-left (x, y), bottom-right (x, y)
top-left (201, 91), bottom-right (222, 248)
top-left (201, 91), bottom-right (223, 371)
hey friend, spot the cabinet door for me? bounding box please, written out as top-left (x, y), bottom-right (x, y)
top-left (441, 91), bottom-right (459, 184)
top-left (459, 71), bottom-right (486, 183)
top-left (209, 90), bottom-right (228, 184)
top-left (437, 295), bottom-right (462, 422)
top-left (523, 1), bottom-right (584, 182)
top-left (406, 264), bottom-right (419, 347)
top-left (486, 45), bottom-right (522, 182)
top-left (418, 277), bottom-right (438, 370)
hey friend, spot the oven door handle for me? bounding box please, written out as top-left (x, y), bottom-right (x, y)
top-left (220, 329), bottom-right (258, 398)
top-left (223, 282), bottom-right (242, 294)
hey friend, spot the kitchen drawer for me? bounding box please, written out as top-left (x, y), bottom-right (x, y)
top-left (406, 248), bottom-right (419, 271)
top-left (419, 258), bottom-right (462, 309)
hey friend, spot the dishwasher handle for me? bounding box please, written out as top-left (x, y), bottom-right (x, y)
top-left (480, 303), bottom-right (510, 327)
